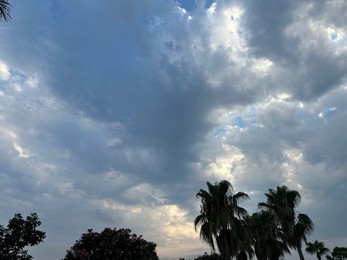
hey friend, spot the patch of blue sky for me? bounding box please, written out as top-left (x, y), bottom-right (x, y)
top-left (213, 127), bottom-right (226, 137)
top-left (318, 106), bottom-right (338, 119)
top-left (212, 110), bottom-right (258, 137)
top-left (330, 32), bottom-right (337, 40)
top-left (177, 0), bottom-right (215, 11)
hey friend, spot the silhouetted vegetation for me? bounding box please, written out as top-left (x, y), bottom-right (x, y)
top-left (306, 240), bottom-right (330, 260)
top-left (63, 227), bottom-right (159, 260)
top-left (0, 0), bottom-right (11, 21)
top-left (326, 246), bottom-right (347, 260)
top-left (194, 251), bottom-right (224, 259)
top-left (0, 213), bottom-right (46, 259)
top-left (194, 180), bottom-right (316, 260)
top-left (0, 182), bottom-right (344, 260)
top-left (194, 180), bottom-right (251, 259)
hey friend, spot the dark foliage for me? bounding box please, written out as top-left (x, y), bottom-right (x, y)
top-left (0, 0), bottom-right (11, 21)
top-left (194, 251), bottom-right (224, 260)
top-left (64, 227), bottom-right (159, 260)
top-left (327, 247), bottom-right (347, 260)
top-left (0, 213), bottom-right (46, 259)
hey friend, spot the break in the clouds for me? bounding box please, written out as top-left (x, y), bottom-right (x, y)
top-left (0, 0), bottom-right (346, 259)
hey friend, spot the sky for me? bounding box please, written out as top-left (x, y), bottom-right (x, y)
top-left (0, 0), bottom-right (346, 259)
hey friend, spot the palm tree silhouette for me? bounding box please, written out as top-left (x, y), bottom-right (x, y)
top-left (249, 210), bottom-right (290, 260)
top-left (194, 180), bottom-right (250, 260)
top-left (290, 213), bottom-right (314, 260)
top-left (259, 185), bottom-right (314, 260)
top-left (0, 0), bottom-right (11, 22)
top-left (306, 240), bottom-right (330, 260)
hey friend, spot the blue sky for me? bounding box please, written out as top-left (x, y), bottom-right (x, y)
top-left (0, 0), bottom-right (347, 259)
top-left (179, 0), bottom-right (215, 10)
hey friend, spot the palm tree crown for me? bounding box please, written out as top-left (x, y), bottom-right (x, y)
top-left (258, 185), bottom-right (301, 235)
top-left (194, 180), bottom-right (250, 260)
top-left (258, 185), bottom-right (314, 260)
top-left (0, 0), bottom-right (11, 22)
top-left (306, 240), bottom-right (330, 260)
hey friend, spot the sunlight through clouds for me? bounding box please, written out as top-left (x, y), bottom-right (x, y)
top-left (0, 60), bottom-right (10, 81)
top-left (13, 143), bottom-right (30, 158)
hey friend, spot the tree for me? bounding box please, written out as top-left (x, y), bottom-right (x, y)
top-left (305, 240), bottom-right (330, 260)
top-left (64, 227), bottom-right (159, 260)
top-left (326, 247), bottom-right (347, 260)
top-left (258, 186), bottom-right (300, 236)
top-left (249, 211), bottom-right (290, 260)
top-left (290, 213), bottom-right (314, 260)
top-left (259, 185), bottom-right (314, 260)
top-left (194, 180), bottom-right (250, 260)
top-left (0, 0), bottom-right (11, 21)
top-left (0, 213), bottom-right (46, 259)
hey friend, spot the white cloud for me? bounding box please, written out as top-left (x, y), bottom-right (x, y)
top-left (13, 143), bottom-right (30, 158)
top-left (0, 60), bottom-right (10, 81)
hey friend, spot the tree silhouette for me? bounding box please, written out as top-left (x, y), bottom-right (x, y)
top-left (259, 185), bottom-right (314, 260)
top-left (0, 213), bottom-right (46, 259)
top-left (305, 240), bottom-right (330, 260)
top-left (64, 227), bottom-right (159, 260)
top-left (290, 213), bottom-right (314, 260)
top-left (0, 0), bottom-right (11, 21)
top-left (326, 247), bottom-right (347, 260)
top-left (194, 180), bottom-right (250, 259)
top-left (249, 210), bottom-right (290, 260)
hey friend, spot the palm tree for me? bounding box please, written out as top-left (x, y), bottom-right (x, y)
top-left (258, 186), bottom-right (301, 236)
top-left (258, 186), bottom-right (314, 260)
top-left (194, 180), bottom-right (250, 260)
top-left (249, 211), bottom-right (290, 260)
top-left (305, 240), bottom-right (330, 260)
top-left (0, 0), bottom-right (11, 21)
top-left (290, 213), bottom-right (314, 260)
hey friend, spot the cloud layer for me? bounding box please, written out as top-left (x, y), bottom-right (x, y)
top-left (0, 0), bottom-right (346, 259)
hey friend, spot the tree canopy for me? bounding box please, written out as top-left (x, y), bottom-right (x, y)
top-left (0, 213), bottom-right (46, 259)
top-left (326, 247), bottom-right (347, 260)
top-left (64, 227), bottom-right (159, 260)
top-left (305, 240), bottom-right (330, 260)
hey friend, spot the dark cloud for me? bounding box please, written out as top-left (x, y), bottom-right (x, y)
top-left (240, 0), bottom-right (347, 101)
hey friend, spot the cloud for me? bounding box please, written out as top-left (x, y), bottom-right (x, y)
top-left (0, 0), bottom-right (346, 259)
top-left (0, 60), bottom-right (10, 81)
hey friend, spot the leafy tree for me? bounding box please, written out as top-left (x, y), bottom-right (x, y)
top-left (64, 227), bottom-right (159, 260)
top-left (0, 0), bottom-right (11, 21)
top-left (194, 180), bottom-right (250, 260)
top-left (259, 185), bottom-right (314, 260)
top-left (305, 240), bottom-right (330, 260)
top-left (326, 247), bottom-right (347, 260)
top-left (0, 213), bottom-right (46, 259)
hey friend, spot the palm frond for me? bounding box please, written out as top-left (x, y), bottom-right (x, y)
top-left (0, 0), bottom-right (11, 22)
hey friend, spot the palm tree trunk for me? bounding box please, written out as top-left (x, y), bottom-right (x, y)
top-left (297, 243), bottom-right (305, 260)
top-left (224, 232), bottom-right (231, 260)
top-left (317, 253), bottom-right (321, 260)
